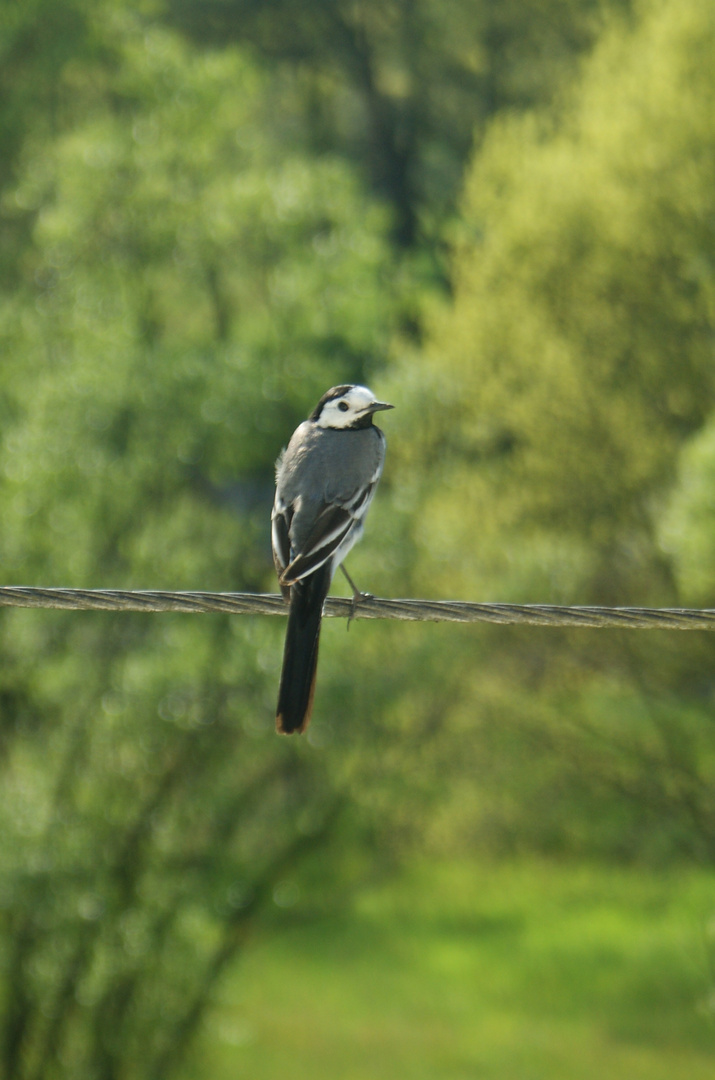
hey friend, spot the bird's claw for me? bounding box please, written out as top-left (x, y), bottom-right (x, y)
top-left (347, 590), bottom-right (373, 630)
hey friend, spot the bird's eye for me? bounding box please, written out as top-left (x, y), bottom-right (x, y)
top-left (338, 401), bottom-right (349, 412)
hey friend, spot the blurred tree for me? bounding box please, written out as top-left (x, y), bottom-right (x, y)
top-left (163, 0), bottom-right (627, 249)
top-left (385, 0), bottom-right (715, 860)
top-left (0, 13), bottom-right (414, 1080)
top-left (0, 0), bottom-right (117, 288)
top-left (7, 0), bottom-right (715, 1074)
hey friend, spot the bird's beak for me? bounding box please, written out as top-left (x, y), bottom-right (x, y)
top-left (366, 400), bottom-right (394, 414)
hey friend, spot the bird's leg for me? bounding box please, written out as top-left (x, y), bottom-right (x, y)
top-left (339, 564), bottom-right (373, 628)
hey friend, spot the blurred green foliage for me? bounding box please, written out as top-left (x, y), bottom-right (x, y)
top-left (0, 11), bottom-right (406, 1080)
top-left (387, 0), bottom-right (715, 864)
top-left (2, 0), bottom-right (715, 1077)
top-left (196, 859), bottom-right (715, 1080)
top-left (163, 0), bottom-right (624, 249)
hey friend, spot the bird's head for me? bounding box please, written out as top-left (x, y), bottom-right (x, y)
top-left (310, 385), bottom-right (394, 430)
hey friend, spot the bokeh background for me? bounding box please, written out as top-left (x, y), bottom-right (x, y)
top-left (2, 1), bottom-right (715, 1077)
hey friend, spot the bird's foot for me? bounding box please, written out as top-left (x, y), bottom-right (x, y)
top-left (347, 590), bottom-right (373, 630)
top-left (339, 563), bottom-right (372, 629)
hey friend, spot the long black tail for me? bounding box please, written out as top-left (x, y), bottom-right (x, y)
top-left (276, 562), bottom-right (332, 734)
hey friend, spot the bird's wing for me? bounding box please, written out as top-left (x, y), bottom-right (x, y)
top-left (280, 480), bottom-right (379, 586)
top-left (271, 495), bottom-right (293, 598)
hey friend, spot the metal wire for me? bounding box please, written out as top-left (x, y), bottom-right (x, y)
top-left (0, 586), bottom-right (714, 630)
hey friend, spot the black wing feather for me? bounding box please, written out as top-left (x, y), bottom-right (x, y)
top-left (280, 504), bottom-right (355, 585)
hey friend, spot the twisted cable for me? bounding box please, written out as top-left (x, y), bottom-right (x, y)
top-left (0, 586), bottom-right (713, 630)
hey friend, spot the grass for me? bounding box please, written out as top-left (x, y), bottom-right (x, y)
top-left (187, 859), bottom-right (715, 1079)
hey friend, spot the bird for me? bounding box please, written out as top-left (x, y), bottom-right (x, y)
top-left (271, 384), bottom-right (393, 735)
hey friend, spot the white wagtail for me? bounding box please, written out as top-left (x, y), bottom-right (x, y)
top-left (272, 384), bottom-right (393, 734)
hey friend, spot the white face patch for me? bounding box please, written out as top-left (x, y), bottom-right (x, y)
top-left (315, 385), bottom-right (379, 429)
